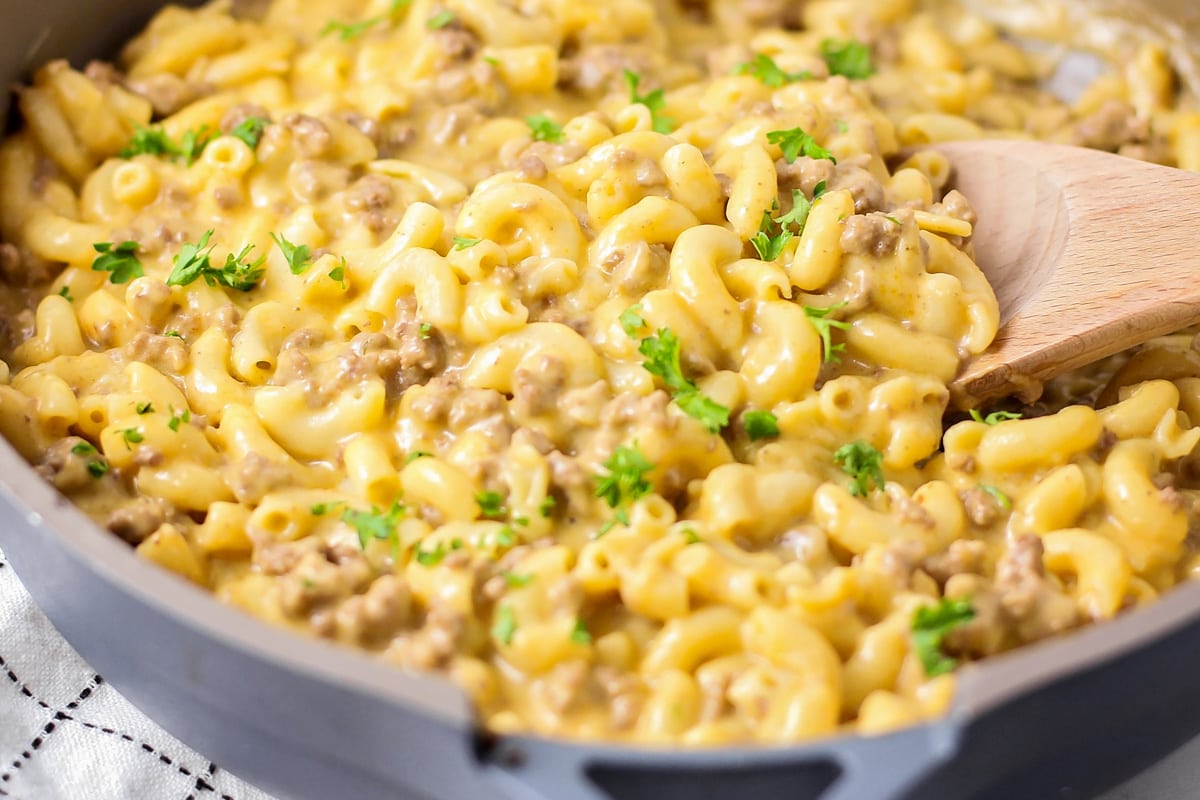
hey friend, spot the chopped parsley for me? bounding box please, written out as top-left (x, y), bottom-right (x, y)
top-left (833, 440), bottom-right (885, 497)
top-left (229, 116), bottom-right (270, 150)
top-left (911, 598), bottom-right (974, 677)
top-left (405, 450), bottom-right (433, 464)
top-left (164, 331), bottom-right (183, 339)
top-left (452, 236), bottom-right (481, 250)
top-left (681, 527), bottom-right (702, 545)
top-left (750, 205), bottom-right (793, 261)
top-left (476, 490), bottom-right (507, 519)
top-left (622, 69), bottom-right (675, 134)
top-left (91, 241), bottom-right (144, 284)
top-left (427, 9), bottom-right (456, 29)
top-left (135, 402), bottom-right (154, 415)
top-left (503, 571), bottom-right (533, 588)
top-left (418, 323), bottom-right (433, 339)
top-left (271, 233), bottom-right (312, 274)
top-left (969, 409), bottom-right (1023, 425)
top-left (492, 603), bottom-right (518, 645)
top-left (120, 125), bottom-right (212, 164)
top-left (513, 515), bottom-right (530, 527)
top-left (167, 406), bottom-right (191, 432)
top-left (821, 38), bottom-right (874, 80)
top-left (595, 443), bottom-right (655, 533)
top-left (495, 525), bottom-right (517, 548)
top-left (570, 618), bottom-right (592, 645)
top-left (71, 442), bottom-right (107, 478)
top-left (619, 305), bottom-right (646, 337)
top-left (414, 539), bottom-right (458, 566)
top-left (734, 53), bottom-right (811, 87)
top-left (978, 484), bottom-right (1013, 511)
top-left (328, 260), bottom-right (348, 289)
top-left (525, 114), bottom-right (565, 143)
top-left (766, 127), bottom-right (836, 164)
top-left (538, 496), bottom-right (556, 518)
top-left (804, 303), bottom-right (851, 363)
top-left (310, 501), bottom-right (346, 516)
top-left (744, 409), bottom-right (780, 441)
top-left (167, 231), bottom-right (265, 292)
top-left (635, 328), bottom-right (730, 432)
top-left (120, 427), bottom-right (144, 449)
top-left (750, 185), bottom-right (826, 261)
top-left (342, 500), bottom-right (406, 550)
top-left (321, 0), bottom-right (411, 40)
top-left (57, 285), bottom-right (73, 302)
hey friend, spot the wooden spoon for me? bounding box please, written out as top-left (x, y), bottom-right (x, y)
top-left (933, 139), bottom-right (1200, 406)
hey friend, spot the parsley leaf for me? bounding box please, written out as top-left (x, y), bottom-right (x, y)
top-left (969, 409), bottom-right (1023, 425)
top-left (328, 260), bottom-right (348, 289)
top-left (418, 323), bottom-right (433, 339)
top-left (342, 500), bottom-right (406, 550)
top-left (622, 69), bottom-right (675, 134)
top-left (167, 232), bottom-right (264, 291)
top-left (775, 189), bottom-right (814, 234)
top-left (493, 603), bottom-right (518, 645)
top-left (674, 390), bottom-right (731, 433)
top-left (804, 303), bottom-right (851, 363)
top-left (91, 241), bottom-right (144, 285)
top-left (619, 305), bottom-right (646, 337)
top-left (414, 541), bottom-right (449, 566)
top-left (57, 285), bottom-right (73, 302)
top-left (452, 236), bottom-right (481, 250)
top-left (120, 428), bottom-right (144, 449)
top-left (833, 440), bottom-right (885, 497)
top-left (405, 450), bottom-right (433, 464)
top-left (167, 406), bottom-right (190, 432)
top-left (230, 116), bottom-right (270, 150)
top-left (476, 490), bottom-right (507, 519)
top-left (71, 442), bottom-right (108, 478)
top-left (595, 443), bottom-right (655, 528)
top-left (911, 598), bottom-right (974, 677)
top-left (119, 126), bottom-right (176, 158)
top-left (539, 496), bottom-right (556, 518)
top-left (271, 233), bottom-right (312, 275)
top-left (503, 571), bottom-right (533, 588)
top-left (310, 501), bottom-right (346, 517)
top-left (570, 618), bottom-right (592, 645)
top-left (322, 0), bottom-right (411, 39)
top-left (427, 10), bottom-right (455, 28)
top-left (120, 125), bottom-right (212, 163)
top-left (978, 483), bottom-right (1013, 511)
top-left (136, 401), bottom-right (154, 415)
top-left (495, 525), bottom-right (517, 548)
top-left (766, 127), bottom-right (836, 164)
top-left (821, 38), bottom-right (874, 80)
top-left (635, 328), bottom-right (730, 432)
top-left (681, 527), bottom-right (702, 544)
top-left (750, 206), bottom-right (793, 261)
top-left (525, 114), bottom-right (565, 143)
top-left (734, 53), bottom-right (811, 87)
top-left (744, 409), bottom-right (780, 441)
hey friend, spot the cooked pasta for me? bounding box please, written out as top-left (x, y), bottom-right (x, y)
top-left (0, 0), bottom-right (1197, 744)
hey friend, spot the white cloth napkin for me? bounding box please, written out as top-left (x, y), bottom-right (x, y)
top-left (0, 544), bottom-right (276, 800)
top-left (2, 540), bottom-right (1198, 800)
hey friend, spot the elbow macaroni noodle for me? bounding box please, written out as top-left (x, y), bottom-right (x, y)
top-left (0, 0), bottom-right (1199, 743)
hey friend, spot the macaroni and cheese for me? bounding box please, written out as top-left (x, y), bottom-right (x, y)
top-left (0, 0), bottom-right (1197, 743)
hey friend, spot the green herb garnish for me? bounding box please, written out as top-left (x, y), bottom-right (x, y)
top-left (91, 241), bottom-right (143, 285)
top-left (911, 598), bottom-right (974, 677)
top-left (833, 440), bottom-right (885, 497)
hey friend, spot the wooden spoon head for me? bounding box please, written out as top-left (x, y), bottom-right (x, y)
top-left (929, 140), bottom-right (1200, 407)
